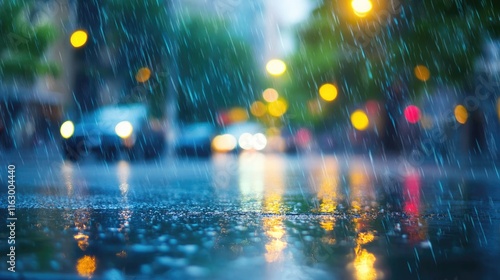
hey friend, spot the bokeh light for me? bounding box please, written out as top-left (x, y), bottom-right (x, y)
top-left (319, 83), bottom-right (338, 102)
top-left (135, 67), bottom-right (151, 83)
top-left (351, 110), bottom-right (370, 131)
top-left (250, 101), bottom-right (267, 117)
top-left (263, 88), bottom-right (279, 102)
top-left (253, 133), bottom-right (268, 151)
top-left (228, 107), bottom-right (249, 123)
top-left (364, 100), bottom-right (380, 116)
top-left (212, 134), bottom-right (237, 152)
top-left (60, 120), bottom-right (75, 139)
top-left (266, 59), bottom-right (287, 76)
top-left (454, 105), bottom-right (468, 124)
top-left (115, 121), bottom-right (133, 139)
top-left (238, 133), bottom-right (254, 150)
top-left (351, 0), bottom-right (373, 17)
top-left (70, 30), bottom-right (88, 48)
top-left (404, 105), bottom-right (421, 124)
top-left (268, 99), bottom-right (288, 117)
top-left (414, 65), bottom-right (430, 82)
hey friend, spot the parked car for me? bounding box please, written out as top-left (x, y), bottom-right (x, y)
top-left (60, 104), bottom-right (165, 161)
top-left (175, 122), bottom-right (216, 157)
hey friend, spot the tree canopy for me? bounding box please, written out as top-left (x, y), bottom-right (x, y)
top-left (0, 0), bottom-right (59, 83)
top-left (176, 15), bottom-right (261, 123)
top-left (284, 0), bottom-right (500, 125)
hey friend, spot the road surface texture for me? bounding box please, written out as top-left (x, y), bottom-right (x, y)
top-left (1, 150), bottom-right (500, 279)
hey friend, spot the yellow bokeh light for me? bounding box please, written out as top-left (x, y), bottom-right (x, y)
top-left (266, 59), bottom-right (287, 76)
top-left (268, 99), bottom-right (288, 117)
top-left (454, 105), bottom-right (468, 124)
top-left (319, 83), bottom-right (338, 102)
top-left (115, 121), bottom-right (133, 139)
top-left (70, 30), bottom-right (88, 48)
top-left (263, 88), bottom-right (279, 102)
top-left (76, 255), bottom-right (96, 277)
top-left (351, 110), bottom-right (370, 131)
top-left (135, 67), bottom-right (151, 83)
top-left (228, 107), bottom-right (249, 122)
top-left (212, 134), bottom-right (237, 153)
top-left (60, 120), bottom-right (74, 139)
top-left (250, 101), bottom-right (267, 117)
top-left (352, 0), bottom-right (373, 17)
top-left (414, 65), bottom-right (431, 82)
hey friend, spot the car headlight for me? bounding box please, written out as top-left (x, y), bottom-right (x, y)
top-left (60, 121), bottom-right (74, 139)
top-left (238, 133), bottom-right (267, 151)
top-left (238, 133), bottom-right (254, 150)
top-left (115, 121), bottom-right (133, 139)
top-left (252, 133), bottom-right (267, 151)
top-left (212, 134), bottom-right (237, 152)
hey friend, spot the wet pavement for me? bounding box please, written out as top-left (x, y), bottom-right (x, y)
top-left (1, 152), bottom-right (500, 279)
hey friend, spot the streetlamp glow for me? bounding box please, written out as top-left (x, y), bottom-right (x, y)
top-left (319, 83), bottom-right (338, 102)
top-left (350, 110), bottom-right (370, 131)
top-left (351, 0), bottom-right (373, 17)
top-left (70, 30), bottom-right (88, 48)
top-left (266, 59), bottom-right (287, 76)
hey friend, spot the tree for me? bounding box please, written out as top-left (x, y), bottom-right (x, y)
top-left (0, 0), bottom-right (59, 82)
top-left (176, 15), bottom-right (261, 123)
top-left (285, 0), bottom-right (500, 126)
top-left (104, 0), bottom-right (173, 118)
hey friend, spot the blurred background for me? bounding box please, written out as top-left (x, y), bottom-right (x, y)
top-left (3, 1), bottom-right (500, 279)
top-left (1, 0), bottom-right (500, 162)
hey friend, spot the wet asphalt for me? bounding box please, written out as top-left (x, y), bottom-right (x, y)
top-left (1, 150), bottom-right (500, 279)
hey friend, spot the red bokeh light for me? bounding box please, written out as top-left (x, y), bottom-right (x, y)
top-left (295, 128), bottom-right (312, 147)
top-left (365, 100), bottom-right (381, 116)
top-left (404, 105), bottom-right (421, 124)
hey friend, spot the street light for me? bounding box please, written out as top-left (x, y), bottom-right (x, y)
top-left (319, 83), bottom-right (338, 102)
top-left (351, 0), bottom-right (373, 17)
top-left (266, 59), bottom-right (287, 76)
top-left (351, 110), bottom-right (370, 131)
top-left (70, 30), bottom-right (88, 48)
top-left (263, 88), bottom-right (279, 102)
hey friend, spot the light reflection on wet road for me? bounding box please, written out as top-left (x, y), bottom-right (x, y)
top-left (1, 153), bottom-right (500, 279)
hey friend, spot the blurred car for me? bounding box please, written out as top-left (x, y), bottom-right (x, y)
top-left (175, 122), bottom-right (216, 157)
top-left (60, 104), bottom-right (165, 161)
top-left (211, 121), bottom-right (267, 153)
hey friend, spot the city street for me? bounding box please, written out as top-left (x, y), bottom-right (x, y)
top-left (2, 0), bottom-right (500, 279)
top-left (1, 150), bottom-right (500, 279)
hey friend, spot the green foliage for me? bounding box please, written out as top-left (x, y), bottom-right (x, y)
top-left (176, 15), bottom-right (261, 122)
top-left (105, 0), bottom-right (171, 118)
top-left (285, 0), bottom-right (500, 125)
top-left (0, 0), bottom-right (59, 82)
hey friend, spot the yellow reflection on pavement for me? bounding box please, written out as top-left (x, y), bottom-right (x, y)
top-left (262, 155), bottom-right (287, 263)
top-left (353, 231), bottom-right (377, 280)
top-left (349, 159), bottom-right (374, 212)
top-left (353, 249), bottom-right (377, 280)
top-left (76, 255), bottom-right (96, 277)
top-left (263, 217), bottom-right (287, 263)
